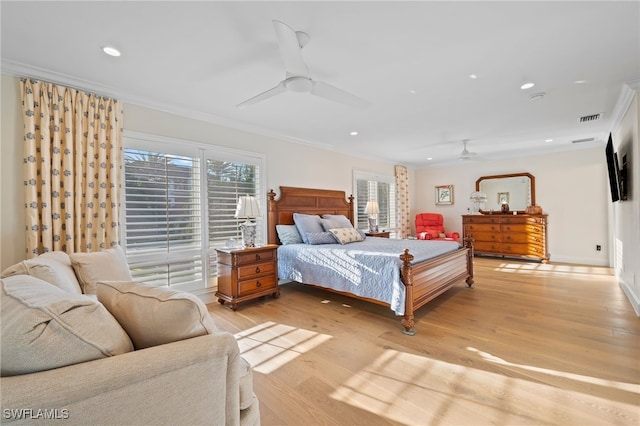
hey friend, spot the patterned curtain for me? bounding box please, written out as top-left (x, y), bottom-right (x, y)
top-left (20, 78), bottom-right (123, 257)
top-left (395, 165), bottom-right (411, 238)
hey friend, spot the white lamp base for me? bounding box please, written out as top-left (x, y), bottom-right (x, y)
top-left (368, 217), bottom-right (379, 233)
top-left (240, 221), bottom-right (257, 247)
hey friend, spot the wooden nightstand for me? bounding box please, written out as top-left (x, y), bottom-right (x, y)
top-left (365, 231), bottom-right (390, 238)
top-left (215, 244), bottom-right (280, 310)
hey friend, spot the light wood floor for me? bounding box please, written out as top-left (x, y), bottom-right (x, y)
top-left (207, 257), bottom-right (640, 426)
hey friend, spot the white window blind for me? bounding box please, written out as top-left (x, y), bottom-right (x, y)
top-left (354, 171), bottom-right (397, 233)
top-left (123, 132), bottom-right (264, 292)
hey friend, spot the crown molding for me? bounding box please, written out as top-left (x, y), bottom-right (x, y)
top-left (610, 80), bottom-right (640, 133)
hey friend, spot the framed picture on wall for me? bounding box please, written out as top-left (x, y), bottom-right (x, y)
top-left (435, 185), bottom-right (454, 205)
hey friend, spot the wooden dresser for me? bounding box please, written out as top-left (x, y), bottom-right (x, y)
top-left (462, 214), bottom-right (549, 263)
top-left (215, 244), bottom-right (280, 310)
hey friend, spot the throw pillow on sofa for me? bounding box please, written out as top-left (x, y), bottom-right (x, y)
top-left (1, 251), bottom-right (82, 294)
top-left (0, 275), bottom-right (133, 377)
top-left (96, 280), bottom-right (218, 350)
top-left (70, 245), bottom-right (133, 295)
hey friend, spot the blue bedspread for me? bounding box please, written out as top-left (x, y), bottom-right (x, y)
top-left (277, 237), bottom-right (461, 315)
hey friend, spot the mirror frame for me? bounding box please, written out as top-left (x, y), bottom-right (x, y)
top-left (475, 172), bottom-right (535, 214)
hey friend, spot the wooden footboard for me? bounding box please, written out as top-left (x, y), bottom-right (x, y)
top-left (399, 236), bottom-right (474, 335)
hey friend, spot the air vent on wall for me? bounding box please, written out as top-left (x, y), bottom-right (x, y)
top-left (578, 113), bottom-right (602, 123)
top-left (572, 137), bottom-right (595, 144)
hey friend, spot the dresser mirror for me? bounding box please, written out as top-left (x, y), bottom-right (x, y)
top-left (476, 172), bottom-right (535, 213)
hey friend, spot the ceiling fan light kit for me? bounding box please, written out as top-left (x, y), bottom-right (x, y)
top-left (236, 20), bottom-right (370, 109)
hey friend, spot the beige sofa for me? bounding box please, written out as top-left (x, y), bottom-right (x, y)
top-left (1, 248), bottom-right (260, 425)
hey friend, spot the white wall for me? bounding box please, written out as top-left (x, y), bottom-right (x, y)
top-left (414, 148), bottom-right (611, 266)
top-left (613, 91), bottom-right (639, 315)
top-left (0, 74), bottom-right (407, 269)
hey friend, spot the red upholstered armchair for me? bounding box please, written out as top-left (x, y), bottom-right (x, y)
top-left (415, 213), bottom-right (460, 242)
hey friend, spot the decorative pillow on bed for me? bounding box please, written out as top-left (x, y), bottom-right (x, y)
top-left (306, 232), bottom-right (338, 245)
top-left (293, 213), bottom-right (324, 244)
top-left (276, 225), bottom-right (303, 245)
top-left (329, 227), bottom-right (364, 244)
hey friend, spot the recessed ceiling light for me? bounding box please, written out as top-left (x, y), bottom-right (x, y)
top-left (520, 82), bottom-right (535, 90)
top-left (350, 131), bottom-right (358, 136)
top-left (427, 157), bottom-right (433, 161)
top-left (545, 139), bottom-right (553, 143)
top-left (574, 80), bottom-right (587, 84)
top-left (469, 74), bottom-right (478, 79)
top-left (102, 46), bottom-right (121, 57)
top-left (408, 90), bottom-right (417, 94)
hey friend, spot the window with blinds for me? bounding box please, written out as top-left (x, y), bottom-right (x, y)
top-left (354, 171), bottom-right (397, 234)
top-left (123, 133), bottom-right (264, 292)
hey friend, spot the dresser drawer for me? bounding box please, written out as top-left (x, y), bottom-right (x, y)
top-left (238, 261), bottom-right (276, 279)
top-left (501, 216), bottom-right (545, 225)
top-left (239, 276), bottom-right (277, 295)
top-left (501, 223), bottom-right (544, 234)
top-left (235, 249), bottom-right (275, 265)
top-left (465, 231), bottom-right (500, 242)
top-left (463, 216), bottom-right (500, 224)
top-left (502, 232), bottom-right (544, 244)
top-left (474, 241), bottom-right (502, 253)
top-left (465, 223), bottom-right (500, 233)
top-left (502, 243), bottom-right (545, 257)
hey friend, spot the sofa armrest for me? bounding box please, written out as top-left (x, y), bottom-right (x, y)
top-left (446, 232), bottom-right (460, 240)
top-left (1, 333), bottom-right (242, 425)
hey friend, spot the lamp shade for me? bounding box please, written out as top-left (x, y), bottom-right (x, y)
top-left (364, 200), bottom-right (380, 215)
top-left (234, 196), bottom-right (261, 219)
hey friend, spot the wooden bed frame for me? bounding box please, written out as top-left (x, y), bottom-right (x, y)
top-left (267, 186), bottom-right (474, 335)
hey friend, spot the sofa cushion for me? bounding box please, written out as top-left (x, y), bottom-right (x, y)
top-left (239, 356), bottom-right (255, 410)
top-left (70, 246), bottom-right (133, 295)
top-left (1, 251), bottom-right (82, 294)
top-left (0, 275), bottom-right (133, 377)
top-left (96, 280), bottom-right (218, 350)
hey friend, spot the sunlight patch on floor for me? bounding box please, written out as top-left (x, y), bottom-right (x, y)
top-left (494, 261), bottom-right (615, 280)
top-left (467, 346), bottom-right (640, 394)
top-left (329, 349), bottom-right (639, 425)
top-left (235, 321), bottom-right (332, 374)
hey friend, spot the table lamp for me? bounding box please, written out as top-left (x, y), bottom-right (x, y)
top-left (234, 195), bottom-right (261, 247)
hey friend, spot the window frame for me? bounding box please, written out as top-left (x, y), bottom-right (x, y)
top-left (121, 131), bottom-right (266, 293)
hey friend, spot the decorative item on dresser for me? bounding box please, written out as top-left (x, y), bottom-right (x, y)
top-left (216, 244), bottom-right (280, 310)
top-left (462, 214), bottom-right (549, 263)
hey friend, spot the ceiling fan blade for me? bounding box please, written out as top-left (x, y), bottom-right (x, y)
top-left (236, 82), bottom-right (286, 108)
top-left (272, 20), bottom-right (308, 77)
top-left (311, 81), bottom-right (371, 108)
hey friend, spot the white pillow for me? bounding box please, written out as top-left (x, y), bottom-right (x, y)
top-left (1, 252), bottom-right (82, 294)
top-left (96, 280), bottom-right (218, 350)
top-left (0, 275), bottom-right (133, 377)
top-left (70, 246), bottom-right (133, 295)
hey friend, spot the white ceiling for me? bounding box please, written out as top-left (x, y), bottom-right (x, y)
top-left (2, 1), bottom-right (639, 167)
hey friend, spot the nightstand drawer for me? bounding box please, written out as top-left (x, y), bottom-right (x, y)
top-left (238, 261), bottom-right (276, 279)
top-left (239, 276), bottom-right (277, 295)
top-left (236, 249), bottom-right (275, 265)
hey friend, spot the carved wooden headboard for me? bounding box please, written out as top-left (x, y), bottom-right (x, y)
top-left (267, 186), bottom-right (355, 245)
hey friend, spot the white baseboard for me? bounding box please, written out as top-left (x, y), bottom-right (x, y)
top-left (549, 255), bottom-right (609, 266)
top-left (619, 278), bottom-right (640, 316)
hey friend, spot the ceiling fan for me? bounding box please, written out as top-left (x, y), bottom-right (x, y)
top-left (459, 139), bottom-right (478, 160)
top-left (236, 20), bottom-right (371, 109)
